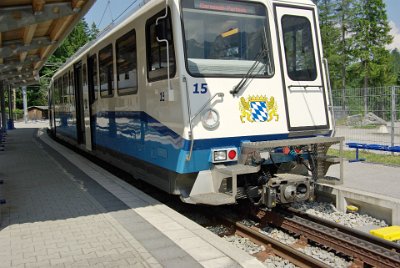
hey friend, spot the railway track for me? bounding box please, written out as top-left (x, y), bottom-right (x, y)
top-left (221, 217), bottom-right (331, 268)
top-left (56, 137), bottom-right (400, 267)
top-left (256, 207), bottom-right (400, 268)
top-left (283, 207), bottom-right (400, 254)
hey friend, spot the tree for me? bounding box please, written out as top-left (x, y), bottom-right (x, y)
top-left (346, 0), bottom-right (394, 116)
top-left (52, 18), bottom-right (92, 63)
top-left (336, 0), bottom-right (358, 90)
top-left (390, 49), bottom-right (400, 85)
top-left (315, 0), bottom-right (342, 89)
top-left (89, 22), bottom-right (100, 41)
top-left (27, 85), bottom-right (47, 107)
top-left (351, 0), bottom-right (393, 88)
top-left (35, 18), bottom-right (99, 106)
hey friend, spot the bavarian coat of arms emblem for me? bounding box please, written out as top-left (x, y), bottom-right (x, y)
top-left (239, 95), bottom-right (279, 123)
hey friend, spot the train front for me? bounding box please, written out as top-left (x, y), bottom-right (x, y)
top-left (176, 0), bottom-right (342, 207)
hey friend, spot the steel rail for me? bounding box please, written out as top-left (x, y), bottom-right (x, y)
top-left (284, 207), bottom-right (400, 254)
top-left (260, 209), bottom-right (400, 268)
top-left (220, 217), bottom-right (331, 268)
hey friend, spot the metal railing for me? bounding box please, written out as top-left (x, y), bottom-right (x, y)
top-left (332, 86), bottom-right (400, 147)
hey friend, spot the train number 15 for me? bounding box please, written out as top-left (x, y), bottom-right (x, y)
top-left (193, 83), bottom-right (208, 94)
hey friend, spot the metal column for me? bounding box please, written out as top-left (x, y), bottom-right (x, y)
top-left (0, 81), bottom-right (6, 131)
top-left (22, 86), bottom-right (28, 124)
top-left (391, 86), bottom-right (396, 150)
top-left (7, 85), bottom-right (14, 130)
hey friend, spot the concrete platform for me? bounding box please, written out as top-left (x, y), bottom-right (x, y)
top-left (318, 161), bottom-right (400, 225)
top-left (0, 122), bottom-right (263, 268)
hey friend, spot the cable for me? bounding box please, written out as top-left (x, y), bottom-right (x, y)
top-left (108, 1), bottom-right (114, 23)
top-left (112, 0), bottom-right (138, 23)
top-left (97, 0), bottom-right (110, 29)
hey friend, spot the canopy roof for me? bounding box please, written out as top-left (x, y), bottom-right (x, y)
top-left (0, 0), bottom-right (95, 87)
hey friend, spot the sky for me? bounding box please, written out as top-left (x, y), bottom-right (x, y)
top-left (84, 0), bottom-right (400, 50)
top-left (386, 0), bottom-right (400, 50)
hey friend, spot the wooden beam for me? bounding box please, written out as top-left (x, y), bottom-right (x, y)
top-left (0, 71), bottom-right (32, 80)
top-left (0, 33), bottom-right (3, 65)
top-left (32, 0), bottom-right (46, 15)
top-left (0, 37), bottom-right (53, 58)
top-left (49, 15), bottom-right (74, 42)
top-left (20, 24), bottom-right (38, 63)
top-left (0, 56), bottom-right (40, 72)
top-left (9, 78), bottom-right (39, 87)
top-left (71, 0), bottom-right (86, 11)
top-left (0, 3), bottom-right (77, 32)
top-left (34, 58), bottom-right (45, 70)
top-left (23, 24), bottom-right (38, 45)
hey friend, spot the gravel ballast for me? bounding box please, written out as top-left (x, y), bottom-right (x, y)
top-left (291, 201), bottom-right (388, 228)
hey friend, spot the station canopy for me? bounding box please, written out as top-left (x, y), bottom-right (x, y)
top-left (0, 0), bottom-right (95, 87)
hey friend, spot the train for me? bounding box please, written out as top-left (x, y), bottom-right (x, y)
top-left (48, 0), bottom-right (343, 208)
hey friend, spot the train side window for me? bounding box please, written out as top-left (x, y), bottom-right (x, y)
top-left (54, 79), bottom-right (60, 105)
top-left (281, 15), bottom-right (317, 81)
top-left (99, 44), bottom-right (114, 97)
top-left (70, 70), bottom-right (75, 104)
top-left (146, 9), bottom-right (176, 82)
top-left (116, 29), bottom-right (138, 95)
top-left (58, 78), bottom-right (63, 104)
top-left (88, 54), bottom-right (99, 100)
top-left (63, 73), bottom-right (69, 104)
top-left (83, 63), bottom-right (87, 86)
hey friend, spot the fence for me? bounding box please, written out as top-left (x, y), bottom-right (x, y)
top-left (332, 86), bottom-right (400, 147)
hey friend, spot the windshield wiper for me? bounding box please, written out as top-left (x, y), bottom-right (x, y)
top-left (230, 47), bottom-right (268, 96)
top-left (231, 27), bottom-right (272, 96)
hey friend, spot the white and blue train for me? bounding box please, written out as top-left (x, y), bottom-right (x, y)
top-left (49, 0), bottom-right (343, 207)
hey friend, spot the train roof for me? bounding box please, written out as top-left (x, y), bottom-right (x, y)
top-left (51, 0), bottom-right (159, 80)
top-left (50, 0), bottom-right (317, 82)
top-left (272, 0), bottom-right (315, 5)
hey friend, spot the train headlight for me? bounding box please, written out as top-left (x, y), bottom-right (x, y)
top-left (201, 109), bottom-right (220, 130)
top-left (214, 150), bottom-right (227, 161)
top-left (212, 148), bottom-right (238, 163)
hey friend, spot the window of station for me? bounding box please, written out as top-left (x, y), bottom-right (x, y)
top-left (146, 9), bottom-right (176, 81)
top-left (99, 44), bottom-right (114, 97)
top-left (116, 29), bottom-right (138, 95)
top-left (281, 15), bottom-right (317, 81)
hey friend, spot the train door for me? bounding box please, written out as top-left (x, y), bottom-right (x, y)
top-left (74, 61), bottom-right (86, 144)
top-left (274, 5), bottom-right (329, 131)
top-left (81, 60), bottom-right (92, 150)
top-left (49, 83), bottom-right (56, 134)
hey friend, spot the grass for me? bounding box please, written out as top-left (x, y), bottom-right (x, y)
top-left (351, 124), bottom-right (379, 129)
top-left (328, 149), bottom-right (400, 166)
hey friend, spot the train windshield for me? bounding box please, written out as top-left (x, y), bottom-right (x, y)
top-left (181, 0), bottom-right (273, 77)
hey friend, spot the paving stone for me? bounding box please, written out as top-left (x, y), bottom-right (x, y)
top-left (1, 125), bottom-right (267, 268)
top-left (200, 256), bottom-right (242, 268)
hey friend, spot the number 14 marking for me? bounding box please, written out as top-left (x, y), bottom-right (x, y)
top-left (193, 83), bottom-right (208, 94)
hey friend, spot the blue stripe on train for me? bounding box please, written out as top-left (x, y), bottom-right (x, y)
top-left (94, 111), bottom-right (289, 174)
top-left (56, 112), bottom-right (77, 140)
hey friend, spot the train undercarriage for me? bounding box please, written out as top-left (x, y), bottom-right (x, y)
top-left (182, 136), bottom-right (344, 208)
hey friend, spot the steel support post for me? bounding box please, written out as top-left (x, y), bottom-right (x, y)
top-left (0, 81), bottom-right (6, 131)
top-left (391, 86), bottom-right (395, 151)
top-left (22, 86), bottom-right (28, 124)
top-left (7, 85), bottom-right (14, 130)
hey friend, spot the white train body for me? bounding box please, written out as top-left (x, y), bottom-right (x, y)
top-left (49, 0), bottom-right (342, 207)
